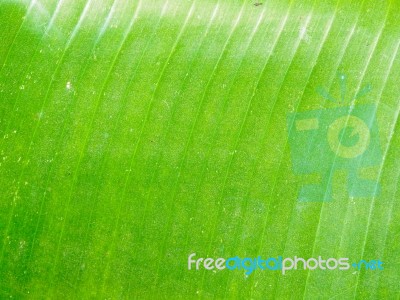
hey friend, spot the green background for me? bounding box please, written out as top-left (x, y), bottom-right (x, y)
top-left (1, 0), bottom-right (399, 298)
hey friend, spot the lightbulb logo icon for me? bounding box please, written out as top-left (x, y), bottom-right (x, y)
top-left (287, 74), bottom-right (382, 202)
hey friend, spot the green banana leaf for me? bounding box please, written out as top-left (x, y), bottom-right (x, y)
top-left (1, 0), bottom-right (399, 298)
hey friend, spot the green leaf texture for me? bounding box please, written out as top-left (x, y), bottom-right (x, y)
top-left (1, 0), bottom-right (399, 298)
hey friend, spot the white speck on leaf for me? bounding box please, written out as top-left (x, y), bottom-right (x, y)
top-left (299, 24), bottom-right (311, 43)
top-left (19, 240), bottom-right (26, 249)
